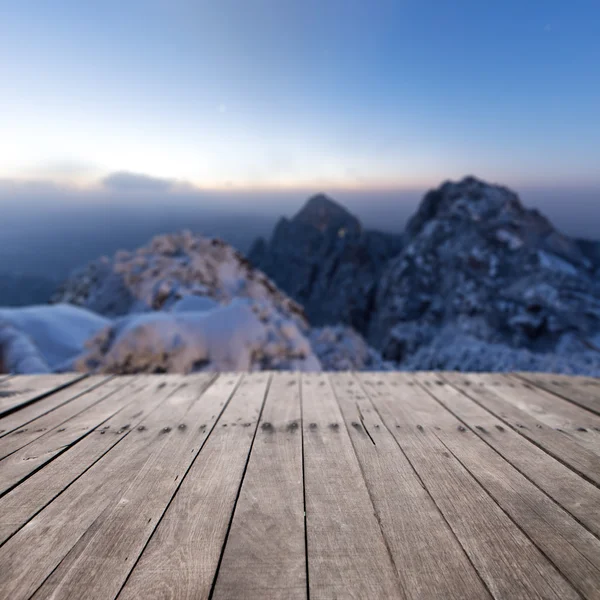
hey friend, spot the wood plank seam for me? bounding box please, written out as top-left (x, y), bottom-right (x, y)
top-left (30, 375), bottom-right (228, 600)
top-left (0, 374), bottom-right (88, 419)
top-left (22, 375), bottom-right (220, 600)
top-left (299, 374), bottom-right (311, 600)
top-left (0, 377), bottom-right (122, 460)
top-left (442, 376), bottom-right (600, 490)
top-left (0, 382), bottom-right (144, 501)
top-left (0, 379), bottom-right (187, 549)
top-left (328, 374), bottom-right (400, 591)
top-left (429, 428), bottom-right (594, 598)
top-left (416, 381), bottom-right (590, 595)
top-left (111, 373), bottom-right (238, 599)
top-left (0, 376), bottom-right (115, 440)
top-left (31, 503), bottom-right (116, 597)
top-left (429, 377), bottom-right (600, 544)
top-left (514, 373), bottom-right (600, 418)
top-left (108, 374), bottom-right (265, 600)
top-left (352, 374), bottom-right (495, 600)
top-left (204, 373), bottom-right (272, 600)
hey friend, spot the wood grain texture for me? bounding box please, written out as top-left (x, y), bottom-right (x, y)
top-left (0, 376), bottom-right (142, 495)
top-left (329, 372), bottom-right (490, 600)
top-left (0, 376), bottom-right (118, 459)
top-left (416, 373), bottom-right (600, 600)
top-left (0, 372), bottom-right (599, 600)
top-left (30, 374), bottom-right (227, 600)
top-left (443, 372), bottom-right (600, 485)
top-left (493, 373), bottom-right (600, 453)
top-left (516, 373), bottom-right (600, 417)
top-left (302, 372), bottom-right (403, 600)
top-left (212, 372), bottom-right (307, 600)
top-left (442, 371), bottom-right (600, 538)
top-left (360, 373), bottom-right (579, 600)
top-left (118, 373), bottom-right (268, 600)
top-left (0, 375), bottom-right (114, 439)
top-left (0, 377), bottom-right (173, 545)
top-left (0, 376), bottom-right (204, 600)
top-left (0, 374), bottom-right (85, 417)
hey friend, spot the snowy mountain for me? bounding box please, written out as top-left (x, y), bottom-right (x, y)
top-left (370, 176), bottom-right (600, 361)
top-left (2, 177), bottom-right (599, 376)
top-left (249, 193), bottom-right (402, 332)
top-left (250, 177), bottom-right (600, 374)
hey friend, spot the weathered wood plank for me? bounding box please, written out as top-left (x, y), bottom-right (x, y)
top-left (516, 372), bottom-right (600, 417)
top-left (0, 376), bottom-right (114, 439)
top-left (0, 375), bottom-right (214, 600)
top-left (446, 373), bottom-right (600, 485)
top-left (30, 374), bottom-right (234, 600)
top-left (360, 373), bottom-right (579, 600)
top-left (441, 371), bottom-right (600, 538)
top-left (0, 377), bottom-right (176, 545)
top-left (484, 373), bottom-right (600, 454)
top-left (302, 372), bottom-right (403, 599)
top-left (0, 376), bottom-right (119, 459)
top-left (212, 372), bottom-right (306, 600)
top-left (0, 374), bottom-right (85, 418)
top-left (329, 373), bottom-right (490, 600)
top-left (415, 373), bottom-right (600, 599)
top-left (118, 373), bottom-right (268, 600)
top-left (0, 377), bottom-right (143, 496)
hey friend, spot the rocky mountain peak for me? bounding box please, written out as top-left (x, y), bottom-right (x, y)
top-left (405, 176), bottom-right (526, 240)
top-left (292, 193), bottom-right (361, 234)
top-left (370, 176), bottom-right (598, 361)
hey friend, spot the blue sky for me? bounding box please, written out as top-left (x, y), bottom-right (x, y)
top-left (1, 0), bottom-right (599, 193)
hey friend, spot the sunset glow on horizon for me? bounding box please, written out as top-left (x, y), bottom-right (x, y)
top-left (1, 0), bottom-right (599, 196)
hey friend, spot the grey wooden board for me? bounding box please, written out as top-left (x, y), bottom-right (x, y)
top-left (0, 376), bottom-right (208, 600)
top-left (0, 376), bottom-right (143, 496)
top-left (0, 376), bottom-right (118, 459)
top-left (452, 373), bottom-right (600, 485)
top-left (441, 371), bottom-right (600, 539)
top-left (360, 373), bottom-right (579, 600)
top-left (415, 372), bottom-right (600, 600)
top-left (31, 374), bottom-right (232, 600)
top-left (0, 377), bottom-right (174, 545)
top-left (301, 372), bottom-right (404, 599)
top-left (1, 372), bottom-right (600, 600)
top-left (516, 372), bottom-right (600, 417)
top-left (329, 372), bottom-right (490, 600)
top-left (0, 376), bottom-right (114, 439)
top-left (0, 374), bottom-right (85, 417)
top-left (118, 373), bottom-right (267, 600)
top-left (490, 373), bottom-right (600, 453)
top-left (212, 372), bottom-right (307, 600)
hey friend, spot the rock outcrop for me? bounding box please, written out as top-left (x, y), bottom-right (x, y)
top-left (249, 193), bottom-right (402, 332)
top-left (370, 176), bottom-right (600, 361)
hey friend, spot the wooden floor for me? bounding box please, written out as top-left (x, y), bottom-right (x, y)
top-left (0, 372), bottom-right (599, 599)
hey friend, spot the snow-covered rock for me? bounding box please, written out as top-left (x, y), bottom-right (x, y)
top-left (370, 176), bottom-right (600, 361)
top-left (309, 325), bottom-right (394, 371)
top-left (0, 304), bottom-right (110, 372)
top-left (398, 326), bottom-right (600, 376)
top-left (41, 232), bottom-right (323, 374)
top-left (0, 324), bottom-right (51, 374)
top-left (72, 298), bottom-right (321, 374)
top-left (52, 231), bottom-right (307, 326)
